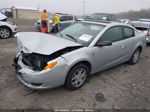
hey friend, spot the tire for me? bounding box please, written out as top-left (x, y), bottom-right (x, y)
top-left (147, 42), bottom-right (150, 46)
top-left (65, 64), bottom-right (90, 90)
top-left (0, 27), bottom-right (12, 39)
top-left (127, 48), bottom-right (141, 65)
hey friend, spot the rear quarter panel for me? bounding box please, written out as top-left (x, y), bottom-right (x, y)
top-left (130, 31), bottom-right (146, 56)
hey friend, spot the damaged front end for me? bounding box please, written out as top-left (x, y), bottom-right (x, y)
top-left (14, 46), bottom-right (82, 72)
top-left (13, 46), bottom-right (83, 89)
top-left (13, 32), bottom-right (84, 89)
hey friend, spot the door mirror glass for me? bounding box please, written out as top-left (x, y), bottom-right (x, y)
top-left (96, 41), bottom-right (112, 47)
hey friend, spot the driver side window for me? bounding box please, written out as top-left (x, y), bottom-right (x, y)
top-left (99, 26), bottom-right (123, 43)
top-left (60, 16), bottom-right (67, 21)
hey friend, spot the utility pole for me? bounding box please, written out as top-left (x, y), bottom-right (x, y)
top-left (12, 0), bottom-right (14, 7)
top-left (83, 0), bottom-right (85, 15)
top-left (37, 3), bottom-right (40, 11)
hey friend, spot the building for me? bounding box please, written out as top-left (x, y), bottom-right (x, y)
top-left (12, 7), bottom-right (41, 20)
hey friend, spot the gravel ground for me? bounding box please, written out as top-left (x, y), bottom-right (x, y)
top-left (0, 19), bottom-right (150, 109)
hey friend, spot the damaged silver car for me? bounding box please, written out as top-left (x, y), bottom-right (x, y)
top-left (14, 21), bottom-right (146, 90)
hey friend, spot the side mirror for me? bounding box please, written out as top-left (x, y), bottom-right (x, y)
top-left (96, 41), bottom-right (112, 47)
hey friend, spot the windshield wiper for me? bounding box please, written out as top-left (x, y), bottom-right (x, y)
top-left (59, 32), bottom-right (63, 38)
top-left (65, 34), bottom-right (77, 42)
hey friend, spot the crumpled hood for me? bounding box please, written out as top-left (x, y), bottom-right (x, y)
top-left (17, 32), bottom-right (82, 55)
top-left (0, 12), bottom-right (7, 20)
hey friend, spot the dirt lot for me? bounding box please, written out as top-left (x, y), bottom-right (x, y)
top-left (0, 19), bottom-right (150, 109)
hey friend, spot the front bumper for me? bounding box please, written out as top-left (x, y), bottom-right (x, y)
top-left (13, 53), bottom-right (69, 90)
top-left (11, 25), bottom-right (18, 33)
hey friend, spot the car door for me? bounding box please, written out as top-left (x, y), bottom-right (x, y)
top-left (60, 16), bottom-right (68, 29)
top-left (60, 16), bottom-right (73, 29)
top-left (67, 16), bottom-right (76, 25)
top-left (121, 26), bottom-right (137, 58)
top-left (92, 26), bottom-right (128, 71)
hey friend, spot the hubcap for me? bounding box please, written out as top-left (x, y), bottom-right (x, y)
top-left (71, 68), bottom-right (87, 88)
top-left (0, 29), bottom-right (10, 38)
top-left (133, 50), bottom-right (140, 63)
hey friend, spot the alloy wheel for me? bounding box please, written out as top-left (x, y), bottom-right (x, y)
top-left (0, 29), bottom-right (10, 38)
top-left (71, 68), bottom-right (87, 88)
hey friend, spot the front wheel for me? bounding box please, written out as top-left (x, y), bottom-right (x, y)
top-left (0, 27), bottom-right (12, 39)
top-left (65, 64), bottom-right (89, 90)
top-left (127, 48), bottom-right (141, 65)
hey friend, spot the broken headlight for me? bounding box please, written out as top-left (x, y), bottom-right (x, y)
top-left (21, 46), bottom-right (83, 71)
top-left (21, 53), bottom-right (49, 71)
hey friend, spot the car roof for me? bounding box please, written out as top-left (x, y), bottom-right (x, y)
top-left (56, 13), bottom-right (73, 17)
top-left (139, 19), bottom-right (150, 22)
top-left (92, 13), bottom-right (115, 16)
top-left (80, 20), bottom-right (134, 28)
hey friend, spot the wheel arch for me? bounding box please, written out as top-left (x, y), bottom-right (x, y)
top-left (71, 61), bottom-right (92, 72)
top-left (137, 45), bottom-right (142, 53)
top-left (64, 60), bottom-right (92, 83)
top-left (0, 25), bottom-right (12, 33)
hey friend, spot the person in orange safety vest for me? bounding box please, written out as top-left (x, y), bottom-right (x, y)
top-left (41, 9), bottom-right (48, 33)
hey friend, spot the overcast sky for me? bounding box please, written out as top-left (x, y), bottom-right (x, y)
top-left (1, 0), bottom-right (150, 15)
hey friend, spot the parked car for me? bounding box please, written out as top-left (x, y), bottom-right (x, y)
top-left (83, 13), bottom-right (118, 22)
top-left (77, 14), bottom-right (90, 21)
top-left (120, 19), bottom-right (131, 24)
top-left (0, 12), bottom-right (17, 39)
top-left (145, 29), bottom-right (150, 45)
top-left (132, 19), bottom-right (150, 30)
top-left (35, 13), bottom-right (77, 33)
top-left (14, 21), bottom-right (146, 90)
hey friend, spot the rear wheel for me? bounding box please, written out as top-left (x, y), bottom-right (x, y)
top-left (127, 48), bottom-right (141, 65)
top-left (0, 27), bottom-right (12, 39)
top-left (65, 64), bottom-right (89, 90)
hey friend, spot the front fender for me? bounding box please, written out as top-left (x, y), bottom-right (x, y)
top-left (61, 47), bottom-right (95, 74)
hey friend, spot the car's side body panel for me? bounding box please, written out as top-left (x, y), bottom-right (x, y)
top-left (14, 21), bottom-right (146, 90)
top-left (0, 21), bottom-right (18, 33)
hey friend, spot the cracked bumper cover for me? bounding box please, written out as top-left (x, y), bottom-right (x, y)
top-left (14, 54), bottom-right (69, 90)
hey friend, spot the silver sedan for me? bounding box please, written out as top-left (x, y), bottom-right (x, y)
top-left (14, 21), bottom-right (146, 90)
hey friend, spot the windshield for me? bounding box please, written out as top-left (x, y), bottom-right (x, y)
top-left (58, 22), bottom-right (105, 46)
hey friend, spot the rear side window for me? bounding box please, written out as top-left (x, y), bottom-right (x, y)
top-left (60, 16), bottom-right (67, 21)
top-left (66, 16), bottom-right (73, 20)
top-left (100, 26), bottom-right (123, 42)
top-left (60, 16), bottom-right (73, 21)
top-left (123, 27), bottom-right (134, 38)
